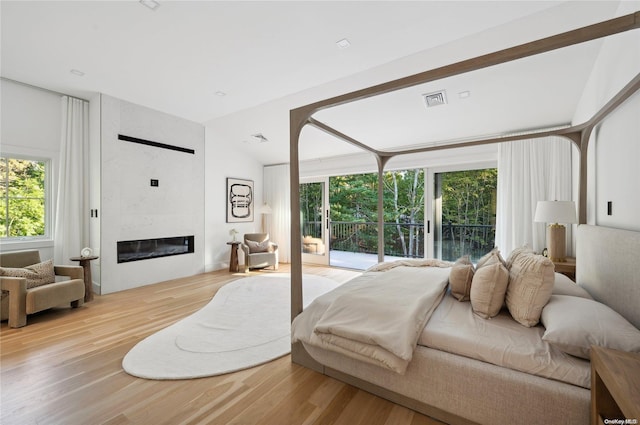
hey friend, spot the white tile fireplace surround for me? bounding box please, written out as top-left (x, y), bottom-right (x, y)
top-left (99, 95), bottom-right (205, 294)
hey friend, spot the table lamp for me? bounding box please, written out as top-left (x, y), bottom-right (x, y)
top-left (534, 200), bottom-right (577, 262)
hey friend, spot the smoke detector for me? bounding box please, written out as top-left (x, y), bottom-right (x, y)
top-left (423, 90), bottom-right (448, 108)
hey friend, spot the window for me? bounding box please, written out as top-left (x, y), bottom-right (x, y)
top-left (0, 156), bottom-right (49, 239)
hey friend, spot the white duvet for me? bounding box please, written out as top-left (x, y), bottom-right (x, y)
top-left (292, 265), bottom-right (451, 374)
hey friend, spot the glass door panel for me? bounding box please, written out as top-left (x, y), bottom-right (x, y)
top-left (300, 179), bottom-right (329, 265)
top-left (433, 168), bottom-right (497, 262)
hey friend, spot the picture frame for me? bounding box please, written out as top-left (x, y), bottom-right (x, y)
top-left (226, 178), bottom-right (254, 223)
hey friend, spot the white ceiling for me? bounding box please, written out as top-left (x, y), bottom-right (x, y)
top-left (1, 1), bottom-right (629, 165)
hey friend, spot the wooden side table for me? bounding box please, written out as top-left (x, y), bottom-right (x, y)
top-left (552, 256), bottom-right (576, 281)
top-left (69, 255), bottom-right (99, 302)
top-left (227, 242), bottom-right (241, 273)
top-left (591, 345), bottom-right (640, 424)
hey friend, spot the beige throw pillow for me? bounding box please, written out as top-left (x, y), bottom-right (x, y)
top-left (449, 256), bottom-right (474, 301)
top-left (0, 259), bottom-right (56, 289)
top-left (506, 252), bottom-right (555, 327)
top-left (246, 240), bottom-right (270, 253)
top-left (505, 244), bottom-right (534, 270)
top-left (475, 247), bottom-right (506, 269)
top-left (470, 262), bottom-right (509, 318)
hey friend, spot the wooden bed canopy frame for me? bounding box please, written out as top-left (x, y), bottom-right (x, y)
top-left (290, 12), bottom-right (640, 327)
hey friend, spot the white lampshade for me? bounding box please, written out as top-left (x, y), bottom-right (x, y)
top-left (534, 201), bottom-right (577, 224)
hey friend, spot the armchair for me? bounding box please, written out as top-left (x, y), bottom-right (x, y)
top-left (1, 250), bottom-right (85, 328)
top-left (240, 233), bottom-right (278, 272)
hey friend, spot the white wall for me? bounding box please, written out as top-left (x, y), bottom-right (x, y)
top-left (100, 95), bottom-right (206, 294)
top-left (572, 1), bottom-right (640, 230)
top-left (204, 128), bottom-right (265, 271)
top-left (0, 79), bottom-right (62, 258)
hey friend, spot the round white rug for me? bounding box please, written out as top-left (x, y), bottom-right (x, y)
top-left (122, 274), bottom-right (340, 380)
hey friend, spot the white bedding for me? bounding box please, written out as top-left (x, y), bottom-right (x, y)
top-left (419, 289), bottom-right (591, 388)
top-left (293, 266), bottom-right (451, 374)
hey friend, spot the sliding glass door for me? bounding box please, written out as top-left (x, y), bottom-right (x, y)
top-left (428, 166), bottom-right (497, 262)
top-left (300, 179), bottom-right (329, 265)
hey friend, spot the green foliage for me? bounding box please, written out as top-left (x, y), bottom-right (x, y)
top-left (0, 157), bottom-right (46, 238)
top-left (300, 168), bottom-right (496, 260)
top-left (440, 169), bottom-right (496, 226)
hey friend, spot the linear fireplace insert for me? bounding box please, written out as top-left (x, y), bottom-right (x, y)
top-left (117, 236), bottom-right (194, 263)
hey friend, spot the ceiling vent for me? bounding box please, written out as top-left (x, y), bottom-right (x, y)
top-left (423, 90), bottom-right (448, 108)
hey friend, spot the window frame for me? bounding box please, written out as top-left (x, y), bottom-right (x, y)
top-left (0, 151), bottom-right (54, 248)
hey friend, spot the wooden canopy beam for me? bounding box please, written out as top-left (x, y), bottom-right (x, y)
top-left (290, 12), bottom-right (640, 323)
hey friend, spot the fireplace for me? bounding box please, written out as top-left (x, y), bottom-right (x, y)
top-left (117, 236), bottom-right (194, 263)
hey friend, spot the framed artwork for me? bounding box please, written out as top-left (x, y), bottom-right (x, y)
top-left (226, 178), bottom-right (254, 223)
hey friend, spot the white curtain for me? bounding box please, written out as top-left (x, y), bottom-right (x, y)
top-left (264, 164), bottom-right (291, 263)
top-left (495, 136), bottom-right (573, 256)
top-left (54, 96), bottom-right (89, 265)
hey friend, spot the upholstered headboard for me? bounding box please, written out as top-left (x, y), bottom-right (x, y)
top-left (577, 224), bottom-right (640, 329)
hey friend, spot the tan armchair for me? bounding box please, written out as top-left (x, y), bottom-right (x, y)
top-left (1, 250), bottom-right (85, 328)
top-left (240, 233), bottom-right (278, 272)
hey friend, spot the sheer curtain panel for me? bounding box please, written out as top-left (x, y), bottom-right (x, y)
top-left (264, 164), bottom-right (291, 263)
top-left (495, 136), bottom-right (573, 257)
top-left (54, 96), bottom-right (90, 265)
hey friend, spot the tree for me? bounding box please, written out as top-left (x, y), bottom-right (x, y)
top-left (438, 168), bottom-right (497, 259)
top-left (0, 158), bottom-right (46, 238)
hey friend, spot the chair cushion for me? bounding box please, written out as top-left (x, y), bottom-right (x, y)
top-left (0, 259), bottom-right (56, 289)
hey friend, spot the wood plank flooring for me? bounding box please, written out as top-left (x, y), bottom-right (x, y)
top-left (1, 265), bottom-right (444, 425)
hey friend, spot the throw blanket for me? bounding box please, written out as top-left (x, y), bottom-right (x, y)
top-left (293, 265), bottom-right (451, 374)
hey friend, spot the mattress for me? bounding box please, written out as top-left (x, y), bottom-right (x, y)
top-left (419, 288), bottom-right (591, 388)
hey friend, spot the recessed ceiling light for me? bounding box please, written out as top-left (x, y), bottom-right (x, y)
top-left (70, 69), bottom-right (85, 77)
top-left (215, 91), bottom-right (227, 97)
top-left (458, 91), bottom-right (471, 99)
top-left (336, 38), bottom-right (351, 49)
top-left (139, 0), bottom-right (160, 11)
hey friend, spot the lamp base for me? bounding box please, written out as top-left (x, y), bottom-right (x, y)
top-left (547, 223), bottom-right (567, 262)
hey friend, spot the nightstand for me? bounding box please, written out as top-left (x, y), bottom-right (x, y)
top-left (591, 345), bottom-right (640, 425)
top-left (552, 256), bottom-right (576, 281)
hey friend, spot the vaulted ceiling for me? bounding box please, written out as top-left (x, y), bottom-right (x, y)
top-left (1, 1), bottom-right (628, 164)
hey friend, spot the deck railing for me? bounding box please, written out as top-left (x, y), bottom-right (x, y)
top-left (302, 220), bottom-right (494, 261)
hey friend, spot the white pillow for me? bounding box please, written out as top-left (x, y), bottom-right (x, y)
top-left (541, 295), bottom-right (640, 359)
top-left (552, 273), bottom-right (592, 299)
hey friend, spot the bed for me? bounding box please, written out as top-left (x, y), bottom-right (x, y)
top-left (291, 225), bottom-right (640, 424)
top-left (288, 12), bottom-right (640, 425)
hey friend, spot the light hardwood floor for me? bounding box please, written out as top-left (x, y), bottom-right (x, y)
top-left (1, 264), bottom-right (444, 425)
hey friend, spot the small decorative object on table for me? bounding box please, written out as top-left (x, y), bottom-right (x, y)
top-left (81, 247), bottom-right (93, 258)
top-left (229, 228), bottom-right (239, 242)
